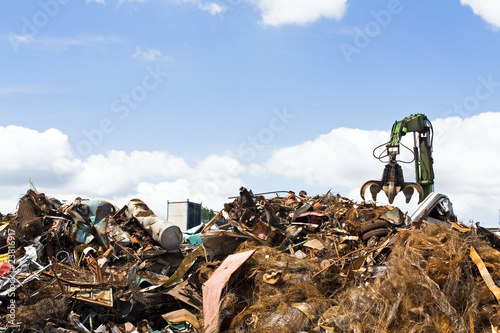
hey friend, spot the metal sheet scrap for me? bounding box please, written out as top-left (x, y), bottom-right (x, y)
top-left (2, 187), bottom-right (500, 333)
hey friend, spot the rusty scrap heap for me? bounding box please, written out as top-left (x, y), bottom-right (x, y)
top-left (2, 187), bottom-right (500, 332)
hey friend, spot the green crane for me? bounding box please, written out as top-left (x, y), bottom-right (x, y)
top-left (360, 113), bottom-right (434, 204)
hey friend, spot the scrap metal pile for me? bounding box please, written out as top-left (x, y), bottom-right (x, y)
top-left (2, 186), bottom-right (500, 332)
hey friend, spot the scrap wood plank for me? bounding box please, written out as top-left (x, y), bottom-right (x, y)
top-left (470, 246), bottom-right (500, 304)
top-left (202, 249), bottom-right (255, 333)
top-left (451, 222), bottom-right (472, 233)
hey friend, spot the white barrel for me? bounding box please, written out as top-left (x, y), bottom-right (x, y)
top-left (125, 199), bottom-right (182, 250)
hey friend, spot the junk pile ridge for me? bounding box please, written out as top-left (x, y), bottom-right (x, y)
top-left (1, 186), bottom-right (500, 332)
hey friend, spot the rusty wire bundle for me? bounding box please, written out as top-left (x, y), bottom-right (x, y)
top-left (319, 223), bottom-right (499, 333)
top-left (225, 245), bottom-right (332, 333)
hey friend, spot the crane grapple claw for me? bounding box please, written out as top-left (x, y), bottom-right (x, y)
top-left (402, 182), bottom-right (425, 204)
top-left (361, 160), bottom-right (424, 204)
top-left (360, 180), bottom-right (383, 202)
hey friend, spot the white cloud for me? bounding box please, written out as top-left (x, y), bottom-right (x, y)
top-left (198, 2), bottom-right (226, 15)
top-left (266, 128), bottom-right (388, 188)
top-left (251, 0), bottom-right (348, 26)
top-left (128, 177), bottom-right (235, 217)
top-left (432, 113), bottom-right (500, 200)
top-left (116, 0), bottom-right (147, 6)
top-left (66, 152), bottom-right (245, 218)
top-left (0, 126), bottom-right (78, 184)
top-left (86, 0), bottom-right (347, 24)
top-left (172, 0), bottom-right (226, 16)
top-left (7, 34), bottom-right (34, 46)
top-left (356, 113), bottom-right (500, 225)
top-left (0, 84), bottom-right (62, 96)
top-left (461, 0), bottom-right (500, 29)
top-left (132, 47), bottom-right (170, 62)
top-left (3, 113), bottom-right (500, 225)
top-left (69, 150), bottom-right (190, 197)
top-left (9, 35), bottom-right (120, 52)
top-left (0, 126), bottom-right (245, 218)
top-left (86, 0), bottom-right (106, 4)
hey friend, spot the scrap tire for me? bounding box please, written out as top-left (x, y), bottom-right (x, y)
top-left (362, 228), bottom-right (389, 242)
top-left (360, 221), bottom-right (389, 234)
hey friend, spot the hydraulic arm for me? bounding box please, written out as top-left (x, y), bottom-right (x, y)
top-left (360, 114), bottom-right (435, 204)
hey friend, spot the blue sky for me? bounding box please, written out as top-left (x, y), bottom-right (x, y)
top-left (2, 0), bottom-right (500, 226)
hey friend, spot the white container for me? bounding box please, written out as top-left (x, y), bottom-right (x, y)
top-left (126, 199), bottom-right (182, 250)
